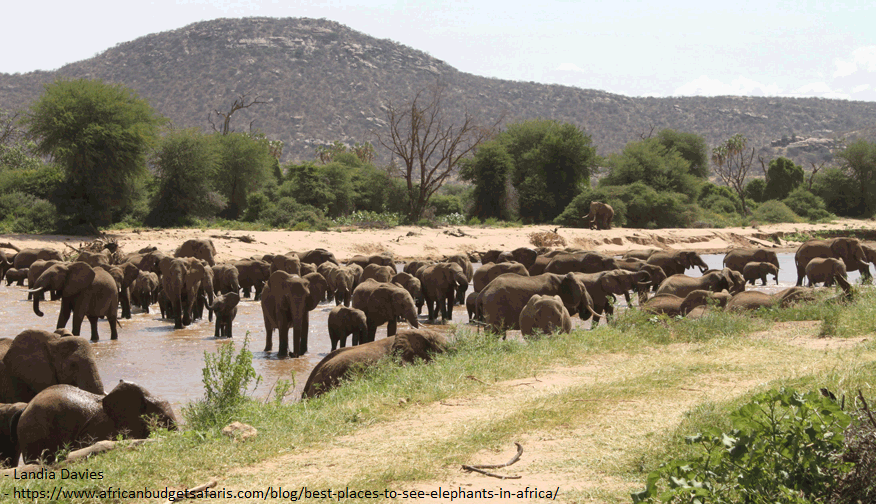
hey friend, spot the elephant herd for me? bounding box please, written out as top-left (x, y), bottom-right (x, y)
top-left (0, 234), bottom-right (871, 466)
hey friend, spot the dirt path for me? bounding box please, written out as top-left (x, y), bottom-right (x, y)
top-left (206, 323), bottom-right (874, 503)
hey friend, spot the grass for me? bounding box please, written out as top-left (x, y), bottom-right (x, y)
top-left (5, 296), bottom-right (876, 502)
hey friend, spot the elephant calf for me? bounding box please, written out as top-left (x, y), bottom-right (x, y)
top-left (210, 292), bottom-right (240, 338)
top-left (4, 267), bottom-right (27, 286)
top-left (520, 295), bottom-right (571, 337)
top-left (742, 262), bottom-right (779, 286)
top-left (805, 258), bottom-right (847, 287)
top-left (328, 306), bottom-right (368, 350)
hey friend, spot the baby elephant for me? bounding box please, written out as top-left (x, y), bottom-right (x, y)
top-left (519, 294), bottom-right (572, 337)
top-left (742, 261), bottom-right (779, 285)
top-left (4, 267), bottom-right (28, 286)
top-left (805, 257), bottom-right (847, 287)
top-left (209, 292), bottom-right (240, 338)
top-left (328, 306), bottom-right (368, 350)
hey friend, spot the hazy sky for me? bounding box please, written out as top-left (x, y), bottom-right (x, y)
top-left (4, 0), bottom-right (876, 101)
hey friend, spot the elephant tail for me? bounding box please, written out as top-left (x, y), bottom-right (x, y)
top-left (9, 407), bottom-right (22, 454)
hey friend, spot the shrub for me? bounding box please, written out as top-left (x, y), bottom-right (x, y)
top-left (429, 194), bottom-right (463, 216)
top-left (0, 192), bottom-right (59, 233)
top-left (782, 187), bottom-right (833, 221)
top-left (528, 231), bottom-right (567, 247)
top-left (751, 200), bottom-right (802, 223)
top-left (256, 197), bottom-right (329, 230)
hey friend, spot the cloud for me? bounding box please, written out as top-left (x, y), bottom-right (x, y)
top-left (788, 82), bottom-right (850, 100)
top-left (555, 62), bottom-right (587, 73)
top-left (852, 84), bottom-right (871, 93)
top-left (672, 75), bottom-right (782, 97)
top-left (833, 46), bottom-right (876, 78)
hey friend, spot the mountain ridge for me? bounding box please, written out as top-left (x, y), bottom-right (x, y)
top-left (2, 16), bottom-right (875, 169)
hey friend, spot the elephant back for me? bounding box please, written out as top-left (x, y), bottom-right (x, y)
top-left (302, 337), bottom-right (397, 399)
top-left (391, 329), bottom-right (446, 362)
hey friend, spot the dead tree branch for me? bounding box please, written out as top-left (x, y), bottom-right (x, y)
top-left (462, 442), bottom-right (524, 479)
top-left (210, 93), bottom-right (267, 135)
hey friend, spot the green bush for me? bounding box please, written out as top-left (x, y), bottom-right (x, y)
top-left (744, 178), bottom-right (766, 203)
top-left (0, 192), bottom-right (59, 233)
top-left (633, 388), bottom-right (852, 503)
top-left (782, 187), bottom-right (833, 221)
top-left (257, 197), bottom-right (329, 230)
top-left (0, 163), bottom-right (64, 200)
top-left (751, 200), bottom-right (802, 223)
top-left (429, 194), bottom-right (462, 216)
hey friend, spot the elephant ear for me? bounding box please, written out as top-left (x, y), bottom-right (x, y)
top-left (59, 263), bottom-right (93, 298)
top-left (49, 336), bottom-right (105, 395)
top-left (301, 279), bottom-right (318, 312)
top-left (103, 381), bottom-right (149, 439)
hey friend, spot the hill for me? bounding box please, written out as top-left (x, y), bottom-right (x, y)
top-left (2, 16), bottom-right (876, 171)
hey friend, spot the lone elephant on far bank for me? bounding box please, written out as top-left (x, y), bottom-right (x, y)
top-left (582, 201), bottom-right (614, 230)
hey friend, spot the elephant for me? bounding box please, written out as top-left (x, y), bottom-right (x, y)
top-left (0, 250), bottom-right (17, 283)
top-left (466, 291), bottom-right (479, 321)
top-left (404, 260), bottom-right (433, 276)
top-left (13, 381), bottom-right (177, 464)
top-left (303, 272), bottom-right (329, 307)
top-left (301, 329), bottom-right (446, 399)
top-left (4, 267), bottom-right (27, 286)
top-left (723, 248), bottom-right (780, 274)
top-left (27, 259), bottom-right (62, 301)
top-left (299, 248), bottom-right (339, 267)
top-left (725, 287), bottom-right (818, 311)
top-left (623, 249), bottom-right (662, 261)
top-left (0, 329), bottom-right (104, 404)
top-left (574, 269), bottom-right (650, 326)
top-left (271, 253), bottom-right (301, 275)
top-left (351, 278), bottom-right (420, 343)
top-left (137, 250), bottom-right (170, 279)
top-left (161, 257), bottom-right (214, 329)
top-left (75, 250), bottom-right (111, 267)
top-left (96, 261), bottom-right (139, 320)
top-left (642, 290), bottom-right (732, 317)
top-left (581, 201), bottom-right (614, 230)
top-left (131, 270), bottom-right (160, 313)
top-left (328, 306), bottom-right (368, 350)
top-left (476, 273), bottom-right (600, 333)
top-left (174, 238), bottom-right (217, 266)
top-left (330, 266), bottom-right (359, 307)
top-left (420, 262), bottom-right (468, 323)
top-left (232, 259), bottom-right (271, 299)
top-left (0, 402), bottom-right (26, 466)
top-left (497, 247), bottom-right (539, 269)
top-left (742, 262), bottom-right (780, 286)
top-left (646, 251), bottom-right (709, 277)
top-left (212, 263), bottom-right (241, 295)
top-left (30, 262), bottom-right (119, 341)
top-left (347, 254), bottom-right (394, 269)
top-left (300, 262), bottom-right (317, 276)
top-left (473, 262), bottom-right (529, 292)
top-left (360, 264), bottom-right (395, 283)
top-left (391, 272), bottom-right (424, 314)
top-left (209, 292), bottom-right (240, 338)
top-left (616, 259), bottom-right (668, 296)
top-left (794, 237), bottom-right (867, 286)
top-left (260, 271), bottom-right (319, 357)
top-left (318, 261), bottom-right (340, 301)
top-left (654, 268), bottom-right (745, 299)
top-left (805, 257), bottom-right (847, 287)
top-left (544, 252), bottom-right (619, 275)
top-left (445, 254), bottom-right (474, 282)
top-left (13, 248), bottom-right (63, 270)
top-left (520, 295), bottom-right (572, 337)
top-left (526, 255), bottom-right (554, 276)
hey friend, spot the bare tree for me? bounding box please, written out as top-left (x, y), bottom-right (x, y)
top-left (209, 93), bottom-right (266, 135)
top-left (808, 161), bottom-right (826, 191)
top-left (712, 134), bottom-right (756, 215)
top-left (0, 109), bottom-right (22, 146)
top-left (375, 84), bottom-right (501, 221)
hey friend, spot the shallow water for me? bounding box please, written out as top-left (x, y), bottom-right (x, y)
top-left (0, 253), bottom-right (856, 413)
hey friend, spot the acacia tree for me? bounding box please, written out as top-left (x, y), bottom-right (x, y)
top-left (712, 134), bottom-right (756, 215)
top-left (376, 85), bottom-right (500, 221)
top-left (834, 139), bottom-right (876, 215)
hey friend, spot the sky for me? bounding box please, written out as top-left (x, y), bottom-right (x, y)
top-left (3, 0), bottom-right (876, 101)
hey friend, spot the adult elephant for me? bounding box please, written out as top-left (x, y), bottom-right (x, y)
top-left (347, 254), bottom-right (394, 270)
top-left (0, 249), bottom-right (17, 283)
top-left (574, 269), bottom-right (650, 326)
top-left (0, 402), bottom-right (26, 466)
top-left (360, 264), bottom-right (395, 283)
top-left (13, 248), bottom-right (63, 270)
top-left (174, 238), bottom-right (217, 266)
top-left (75, 250), bottom-right (111, 268)
top-left (623, 249), bottom-right (662, 261)
top-left (271, 253), bottom-right (301, 275)
top-left (421, 262), bottom-right (468, 322)
top-left (96, 261), bottom-right (139, 320)
top-left (299, 248), bottom-right (339, 267)
top-left (473, 262), bottom-right (529, 292)
top-left (544, 252), bottom-right (619, 275)
top-left (496, 247), bottom-right (539, 270)
top-left (26, 259), bottom-right (62, 301)
top-left (13, 381), bottom-right (177, 465)
top-left (794, 238), bottom-right (867, 286)
top-left (392, 272), bottom-right (424, 314)
top-left (260, 271), bottom-right (319, 357)
top-left (30, 262), bottom-right (119, 341)
top-left (805, 257), bottom-right (847, 287)
top-left (0, 329), bottom-right (104, 403)
top-left (330, 266), bottom-right (359, 307)
top-left (445, 254), bottom-right (474, 282)
top-left (476, 273), bottom-right (599, 333)
top-left (616, 259), bottom-right (667, 296)
top-left (642, 290), bottom-right (732, 317)
top-left (131, 270), bottom-right (160, 313)
top-left (161, 258), bottom-right (214, 329)
top-left (726, 287), bottom-right (820, 311)
top-left (520, 295), bottom-right (572, 337)
top-left (646, 251), bottom-right (709, 277)
top-left (581, 201), bottom-right (614, 230)
top-left (723, 248), bottom-right (780, 274)
top-left (212, 263), bottom-right (241, 295)
top-left (352, 279), bottom-right (420, 343)
top-left (301, 329), bottom-right (446, 399)
top-left (233, 259), bottom-right (271, 299)
top-left (654, 268), bottom-right (744, 299)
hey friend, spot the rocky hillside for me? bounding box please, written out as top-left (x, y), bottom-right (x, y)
top-left (2, 17), bottom-right (875, 170)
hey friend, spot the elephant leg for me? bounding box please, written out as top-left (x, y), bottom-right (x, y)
top-left (72, 311), bottom-right (87, 339)
top-left (56, 298), bottom-right (72, 330)
top-left (443, 293), bottom-right (452, 321)
top-left (214, 318), bottom-right (221, 338)
top-left (278, 326), bottom-right (290, 357)
top-left (302, 312), bottom-right (309, 354)
top-left (416, 297), bottom-right (424, 315)
top-left (120, 290), bottom-right (131, 319)
top-left (242, 285), bottom-right (251, 298)
top-left (387, 318), bottom-right (397, 337)
top-left (87, 315), bottom-right (100, 341)
top-left (254, 281), bottom-right (264, 301)
top-left (108, 312), bottom-right (118, 340)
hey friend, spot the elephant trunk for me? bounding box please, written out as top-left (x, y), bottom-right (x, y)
top-left (30, 288), bottom-right (45, 317)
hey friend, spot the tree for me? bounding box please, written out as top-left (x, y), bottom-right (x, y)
top-left (504, 120), bottom-right (597, 223)
top-left (655, 129), bottom-right (710, 178)
top-left (376, 84), bottom-right (499, 221)
top-left (315, 140), bottom-right (375, 165)
top-left (834, 138), bottom-right (876, 215)
top-left (459, 141), bottom-right (514, 221)
top-left (762, 157), bottom-right (804, 201)
top-left (210, 93), bottom-right (266, 135)
top-left (148, 129), bottom-right (222, 226)
top-left (213, 132), bottom-right (274, 219)
top-left (24, 79), bottom-right (162, 229)
top-left (602, 138), bottom-right (701, 200)
top-left (712, 134), bottom-right (755, 215)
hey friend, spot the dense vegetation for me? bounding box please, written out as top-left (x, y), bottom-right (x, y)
top-left (1, 78), bottom-right (875, 234)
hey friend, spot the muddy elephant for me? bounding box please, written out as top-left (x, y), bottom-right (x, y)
top-left (642, 290), bottom-right (731, 317)
top-left (300, 248), bottom-right (339, 267)
top-left (301, 329), bottom-right (446, 399)
top-left (805, 257), bottom-right (847, 287)
top-left (161, 258), bottom-right (214, 329)
top-left (496, 247), bottom-right (539, 269)
top-left (318, 262), bottom-right (340, 301)
top-left (476, 273), bottom-right (599, 333)
top-left (466, 291), bottom-right (479, 321)
top-left (174, 238), bottom-right (217, 266)
top-left (421, 262), bottom-right (468, 322)
top-left (742, 262), bottom-right (779, 286)
top-left (473, 262), bottom-right (529, 293)
top-left (361, 264), bottom-right (395, 283)
top-left (723, 248), bottom-right (780, 274)
top-left (794, 238), bottom-right (867, 286)
top-left (392, 272), bottom-right (424, 314)
top-left (4, 267), bottom-right (27, 286)
top-left (351, 279), bottom-right (420, 343)
top-left (328, 306), bottom-right (368, 350)
top-left (0, 402), bottom-right (26, 466)
top-left (575, 269), bottom-right (650, 326)
top-left (26, 259), bottom-right (62, 301)
top-left (347, 254), bottom-right (394, 270)
top-left (544, 252), bottom-right (619, 275)
top-left (75, 250), bottom-right (111, 268)
top-left (616, 259), bottom-right (667, 297)
top-left (13, 248), bottom-right (63, 270)
top-left (209, 292), bottom-right (240, 338)
top-left (330, 266), bottom-right (359, 307)
top-left (647, 251), bottom-right (709, 277)
top-left (445, 254), bottom-right (474, 282)
top-left (726, 287), bottom-right (818, 311)
top-left (271, 253), bottom-right (301, 275)
top-left (581, 201), bottom-right (614, 230)
top-left (131, 270), bottom-right (160, 313)
top-left (13, 381), bottom-right (177, 464)
top-left (654, 268), bottom-right (745, 299)
top-left (0, 329), bottom-right (104, 404)
top-left (232, 259), bottom-right (271, 299)
top-left (261, 271), bottom-right (323, 357)
top-left (212, 263), bottom-right (241, 295)
top-left (30, 262), bottom-right (119, 341)
top-left (520, 295), bottom-right (572, 337)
